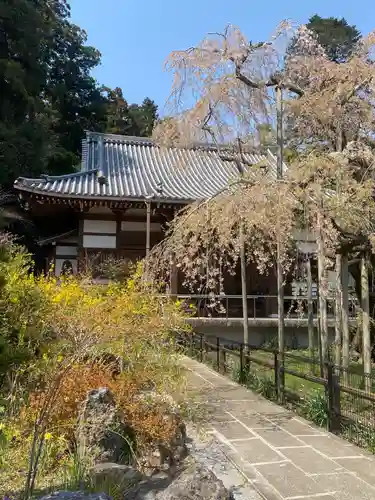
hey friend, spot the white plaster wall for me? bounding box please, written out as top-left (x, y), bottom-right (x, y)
top-left (55, 245), bottom-right (78, 256)
top-left (83, 219), bottom-right (116, 234)
top-left (55, 258), bottom-right (78, 276)
top-left (87, 206), bottom-right (113, 215)
top-left (60, 236), bottom-right (78, 244)
top-left (83, 234), bottom-right (116, 249)
top-left (121, 221), bottom-right (161, 232)
top-left (124, 208), bottom-right (147, 217)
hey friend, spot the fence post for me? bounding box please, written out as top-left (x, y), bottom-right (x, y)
top-left (199, 334), bottom-right (204, 362)
top-left (220, 345), bottom-right (226, 374)
top-left (216, 337), bottom-right (220, 371)
top-left (239, 344), bottom-right (244, 383)
top-left (189, 334), bottom-right (193, 357)
top-left (274, 351), bottom-right (279, 401)
top-left (277, 351), bottom-right (285, 405)
top-left (204, 336), bottom-right (209, 362)
top-left (327, 362), bottom-right (341, 433)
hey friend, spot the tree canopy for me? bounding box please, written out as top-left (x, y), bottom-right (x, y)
top-left (151, 19), bottom-right (375, 294)
top-left (307, 14), bottom-right (361, 63)
top-left (0, 0), bottom-right (158, 190)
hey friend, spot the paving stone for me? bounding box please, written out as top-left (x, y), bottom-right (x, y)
top-left (311, 472), bottom-right (375, 499)
top-left (230, 438), bottom-right (284, 464)
top-left (335, 457), bottom-right (375, 486)
top-left (211, 420), bottom-right (256, 441)
top-left (222, 449), bottom-right (259, 481)
top-left (298, 435), bottom-right (365, 458)
top-left (245, 402), bottom-right (290, 416)
top-left (209, 413), bottom-right (237, 423)
top-left (222, 453), bottom-right (283, 500)
top-left (234, 413), bottom-right (275, 429)
top-left (277, 417), bottom-right (325, 435)
top-left (255, 462), bottom-right (328, 498)
top-left (280, 446), bottom-right (345, 474)
top-left (299, 496), bottom-right (336, 500)
top-left (251, 479), bottom-right (283, 500)
top-left (253, 427), bottom-right (305, 448)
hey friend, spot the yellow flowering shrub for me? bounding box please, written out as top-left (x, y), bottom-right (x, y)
top-left (0, 246), bottom-right (188, 496)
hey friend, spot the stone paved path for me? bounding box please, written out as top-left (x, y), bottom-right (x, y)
top-left (183, 356), bottom-right (375, 500)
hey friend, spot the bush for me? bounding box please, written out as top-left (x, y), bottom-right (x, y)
top-left (0, 235), bottom-right (50, 395)
top-left (0, 251), bottom-right (188, 497)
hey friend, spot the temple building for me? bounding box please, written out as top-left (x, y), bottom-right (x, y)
top-left (13, 131), bottom-right (284, 285)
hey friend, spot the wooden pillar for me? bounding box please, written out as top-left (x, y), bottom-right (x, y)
top-left (146, 201), bottom-right (151, 258)
top-left (341, 254), bottom-right (350, 384)
top-left (240, 224), bottom-right (249, 347)
top-left (307, 257), bottom-right (314, 359)
top-left (145, 200), bottom-right (151, 278)
top-left (277, 239), bottom-right (284, 355)
top-left (317, 222), bottom-right (328, 366)
top-left (335, 254), bottom-right (343, 370)
top-left (361, 253), bottom-right (371, 391)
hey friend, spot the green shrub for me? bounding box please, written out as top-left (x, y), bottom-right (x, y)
top-left (232, 364), bottom-right (276, 399)
top-left (0, 235), bottom-right (49, 393)
top-left (300, 390), bottom-right (328, 428)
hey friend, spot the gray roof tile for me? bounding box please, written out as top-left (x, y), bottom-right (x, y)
top-left (14, 132), bottom-right (285, 203)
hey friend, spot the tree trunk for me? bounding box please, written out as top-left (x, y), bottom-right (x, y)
top-left (307, 257), bottom-right (314, 359)
top-left (335, 254), bottom-right (342, 371)
top-left (342, 254), bottom-right (350, 384)
top-left (361, 253), bottom-right (371, 391)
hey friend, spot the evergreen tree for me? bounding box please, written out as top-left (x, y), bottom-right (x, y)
top-left (307, 15), bottom-right (361, 63)
top-left (0, 1), bottom-right (158, 190)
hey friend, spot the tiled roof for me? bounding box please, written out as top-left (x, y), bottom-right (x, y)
top-left (14, 132), bottom-right (286, 203)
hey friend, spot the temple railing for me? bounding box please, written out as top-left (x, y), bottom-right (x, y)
top-left (166, 294), bottom-right (358, 320)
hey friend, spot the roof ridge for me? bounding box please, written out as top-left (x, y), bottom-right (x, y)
top-left (86, 131), bottom-right (154, 145)
top-left (85, 131), bottom-right (276, 157)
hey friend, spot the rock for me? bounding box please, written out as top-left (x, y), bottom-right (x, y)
top-left (91, 462), bottom-right (143, 489)
top-left (38, 492), bottom-right (112, 500)
top-left (152, 462), bottom-right (234, 500)
top-left (77, 388), bottom-right (134, 463)
top-left (135, 391), bottom-right (187, 475)
top-left (126, 461), bottom-right (234, 500)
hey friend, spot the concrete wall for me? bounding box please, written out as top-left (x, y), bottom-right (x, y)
top-left (190, 318), bottom-right (339, 349)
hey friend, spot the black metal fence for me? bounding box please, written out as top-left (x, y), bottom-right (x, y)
top-left (175, 331), bottom-right (375, 450)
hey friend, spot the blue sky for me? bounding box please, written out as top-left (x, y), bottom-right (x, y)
top-left (69, 0), bottom-right (374, 115)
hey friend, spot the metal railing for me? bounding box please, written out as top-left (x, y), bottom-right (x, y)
top-left (171, 294), bottom-right (357, 320)
top-left (175, 331), bottom-right (375, 448)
